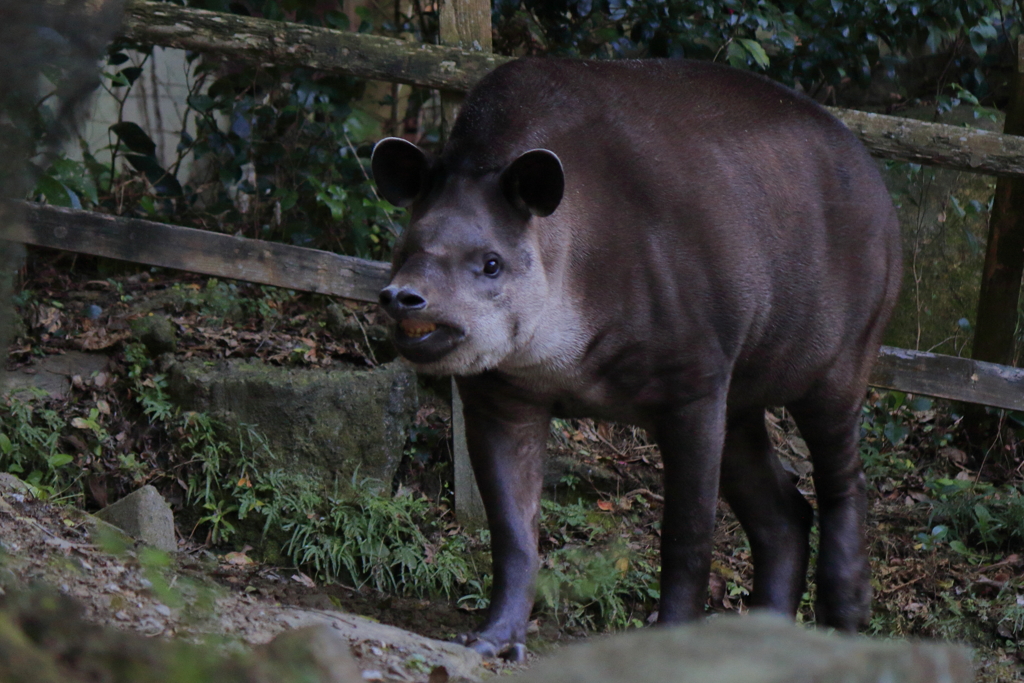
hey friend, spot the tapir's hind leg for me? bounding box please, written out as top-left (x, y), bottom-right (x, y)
top-left (720, 408), bottom-right (813, 616)
top-left (788, 380), bottom-right (872, 631)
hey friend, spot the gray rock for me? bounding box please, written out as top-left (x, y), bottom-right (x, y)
top-left (0, 350), bottom-right (110, 399)
top-left (130, 313), bottom-right (177, 355)
top-left (95, 485), bottom-right (176, 552)
top-left (0, 473), bottom-right (33, 498)
top-left (276, 609), bottom-right (483, 682)
top-left (167, 359), bottom-right (418, 495)
top-left (512, 613), bottom-right (972, 683)
top-left (255, 625), bottom-right (363, 683)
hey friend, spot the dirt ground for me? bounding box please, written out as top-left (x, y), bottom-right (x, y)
top-left (3, 250), bottom-right (1023, 682)
top-left (0, 470), bottom-right (511, 681)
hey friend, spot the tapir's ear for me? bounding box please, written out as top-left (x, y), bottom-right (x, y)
top-left (500, 149), bottom-right (564, 218)
top-left (371, 137), bottom-right (429, 208)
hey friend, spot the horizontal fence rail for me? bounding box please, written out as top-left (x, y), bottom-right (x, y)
top-left (120, 0), bottom-right (1024, 177)
top-left (872, 347), bottom-right (1024, 412)
top-left (10, 203), bottom-right (390, 302)
top-left (3, 202), bottom-right (1022, 412)
top-left (122, 0), bottom-right (503, 93)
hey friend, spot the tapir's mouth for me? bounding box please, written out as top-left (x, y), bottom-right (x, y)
top-left (392, 319), bottom-right (463, 364)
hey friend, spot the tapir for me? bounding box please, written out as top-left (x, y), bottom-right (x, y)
top-left (371, 58), bottom-right (902, 660)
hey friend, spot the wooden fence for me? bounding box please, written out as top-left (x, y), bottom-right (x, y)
top-left (12, 201), bottom-right (1024, 412)
top-left (2, 3), bottom-right (1023, 414)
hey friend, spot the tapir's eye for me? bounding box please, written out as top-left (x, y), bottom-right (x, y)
top-left (482, 255), bottom-right (502, 277)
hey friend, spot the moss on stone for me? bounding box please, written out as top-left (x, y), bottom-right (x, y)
top-left (167, 359), bottom-right (418, 498)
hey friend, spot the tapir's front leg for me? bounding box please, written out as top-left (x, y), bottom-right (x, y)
top-left (652, 388), bottom-right (728, 623)
top-left (454, 375), bottom-right (550, 661)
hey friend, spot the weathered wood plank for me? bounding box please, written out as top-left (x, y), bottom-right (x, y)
top-left (871, 346), bottom-right (1024, 412)
top-left (6, 203), bottom-right (391, 302)
top-left (120, 1), bottom-right (1024, 177)
top-left (828, 108), bottom-right (1024, 177)
top-left (122, 0), bottom-right (503, 93)
top-left (439, 0), bottom-right (491, 526)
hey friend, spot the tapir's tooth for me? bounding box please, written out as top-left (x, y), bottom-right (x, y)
top-left (399, 320), bottom-right (437, 337)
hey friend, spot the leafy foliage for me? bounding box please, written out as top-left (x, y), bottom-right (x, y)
top-left (270, 477), bottom-right (475, 597)
top-left (535, 497), bottom-right (660, 632)
top-left (494, 0), bottom-right (1020, 101)
top-left (926, 477), bottom-right (1024, 552)
top-left (178, 60), bottom-right (404, 258)
top-left (30, 0), bottom-right (429, 260)
top-left (0, 388), bottom-right (78, 498)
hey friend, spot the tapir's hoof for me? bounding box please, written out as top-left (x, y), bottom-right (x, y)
top-left (454, 633), bottom-right (527, 662)
top-left (502, 642), bottom-right (528, 662)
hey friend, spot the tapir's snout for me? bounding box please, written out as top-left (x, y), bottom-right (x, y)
top-left (378, 283), bottom-right (464, 366)
top-left (378, 284), bottom-right (427, 319)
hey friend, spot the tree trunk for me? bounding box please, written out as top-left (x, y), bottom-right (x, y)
top-left (971, 37), bottom-right (1024, 368)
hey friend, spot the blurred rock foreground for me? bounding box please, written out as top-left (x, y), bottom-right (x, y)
top-left (0, 557), bottom-right (972, 683)
top-left (517, 614), bottom-right (973, 683)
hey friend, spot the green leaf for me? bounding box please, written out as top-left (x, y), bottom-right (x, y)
top-left (326, 10), bottom-right (350, 30)
top-left (111, 122), bottom-right (157, 156)
top-left (738, 38), bottom-right (770, 69)
top-left (50, 157), bottom-right (99, 205)
top-left (882, 421), bottom-right (908, 446)
top-left (0, 433), bottom-right (11, 455)
top-left (908, 396), bottom-right (933, 412)
top-left (47, 453), bottom-right (73, 468)
top-left (342, 109), bottom-right (381, 142)
top-left (973, 503), bottom-right (993, 525)
top-left (187, 94), bottom-right (216, 113)
top-left (312, 180), bottom-right (348, 221)
top-left (124, 154), bottom-right (183, 196)
top-left (120, 66), bottom-right (144, 86)
top-left (34, 174), bottom-right (72, 207)
top-left (106, 70), bottom-right (130, 87)
top-left (726, 41), bottom-right (747, 68)
top-left (274, 188), bottom-right (298, 212)
top-left (949, 540), bottom-right (970, 555)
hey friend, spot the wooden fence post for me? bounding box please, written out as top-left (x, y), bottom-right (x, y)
top-left (439, 0), bottom-right (490, 527)
top-left (971, 35), bottom-right (1024, 370)
top-left (0, 204), bottom-right (26, 391)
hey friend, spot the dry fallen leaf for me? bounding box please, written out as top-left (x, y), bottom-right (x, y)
top-left (291, 572), bottom-right (316, 588)
top-left (708, 572), bottom-right (727, 608)
top-left (224, 551), bottom-right (254, 566)
top-left (32, 305), bottom-right (63, 334)
top-left (77, 329), bottom-right (130, 351)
